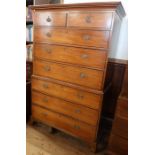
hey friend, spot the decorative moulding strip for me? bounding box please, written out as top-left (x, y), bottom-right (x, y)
top-left (30, 2), bottom-right (126, 18)
top-left (108, 58), bottom-right (128, 65)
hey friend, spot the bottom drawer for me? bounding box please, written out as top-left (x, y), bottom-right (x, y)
top-left (32, 91), bottom-right (98, 126)
top-left (32, 105), bottom-right (96, 142)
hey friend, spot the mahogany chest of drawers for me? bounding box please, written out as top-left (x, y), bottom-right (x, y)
top-left (30, 2), bottom-right (125, 152)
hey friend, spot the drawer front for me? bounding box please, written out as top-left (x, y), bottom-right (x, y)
top-left (34, 11), bottom-right (67, 26)
top-left (34, 27), bottom-right (110, 49)
top-left (33, 60), bottom-right (104, 89)
top-left (112, 116), bottom-right (128, 139)
top-left (32, 91), bottom-right (98, 126)
top-left (32, 105), bottom-right (96, 141)
top-left (34, 44), bottom-right (107, 69)
top-left (32, 78), bottom-right (101, 110)
top-left (68, 12), bottom-right (113, 30)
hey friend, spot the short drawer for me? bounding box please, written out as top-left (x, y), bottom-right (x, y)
top-left (32, 77), bottom-right (101, 110)
top-left (34, 11), bottom-right (67, 26)
top-left (112, 116), bottom-right (128, 139)
top-left (33, 59), bottom-right (104, 89)
top-left (34, 44), bottom-right (107, 69)
top-left (67, 11), bottom-right (113, 30)
top-left (34, 27), bottom-right (110, 49)
top-left (32, 91), bottom-right (99, 126)
top-left (32, 105), bottom-right (96, 141)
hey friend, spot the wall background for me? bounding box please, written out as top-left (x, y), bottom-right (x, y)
top-left (64, 0), bottom-right (128, 60)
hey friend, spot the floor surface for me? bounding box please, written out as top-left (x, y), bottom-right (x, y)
top-left (26, 123), bottom-right (105, 155)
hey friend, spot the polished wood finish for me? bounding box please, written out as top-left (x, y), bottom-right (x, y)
top-left (116, 98), bottom-right (128, 118)
top-left (107, 134), bottom-right (128, 155)
top-left (67, 12), bottom-right (113, 30)
top-left (34, 11), bottom-right (67, 26)
top-left (32, 91), bottom-right (99, 126)
top-left (112, 115), bottom-right (128, 139)
top-left (32, 77), bottom-right (102, 110)
top-left (33, 59), bottom-right (104, 89)
top-left (34, 27), bottom-right (110, 49)
top-left (32, 105), bottom-right (96, 141)
top-left (102, 60), bottom-right (127, 118)
top-left (26, 81), bottom-right (31, 122)
top-left (108, 58), bottom-right (128, 65)
top-left (26, 61), bottom-right (33, 81)
top-left (30, 2), bottom-right (126, 19)
top-left (32, 75), bottom-right (103, 94)
top-left (34, 43), bottom-right (107, 69)
top-left (119, 64), bottom-right (128, 98)
top-left (98, 60), bottom-right (128, 149)
top-left (31, 2), bottom-right (125, 152)
top-left (106, 64), bottom-right (128, 155)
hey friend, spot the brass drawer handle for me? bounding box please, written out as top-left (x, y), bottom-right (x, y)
top-left (74, 125), bottom-right (80, 130)
top-left (44, 66), bottom-right (51, 71)
top-left (81, 54), bottom-right (88, 59)
top-left (75, 109), bottom-right (81, 114)
top-left (46, 32), bottom-right (52, 37)
top-left (46, 16), bottom-right (52, 22)
top-left (45, 48), bottom-right (52, 54)
top-left (83, 35), bottom-right (91, 41)
top-left (43, 83), bottom-right (48, 89)
top-left (42, 98), bottom-right (48, 103)
top-left (77, 93), bottom-right (84, 99)
top-left (85, 16), bottom-right (91, 23)
top-left (80, 73), bottom-right (86, 78)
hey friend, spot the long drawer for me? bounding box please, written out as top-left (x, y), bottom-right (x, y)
top-left (32, 77), bottom-right (101, 110)
top-left (34, 27), bottom-right (110, 49)
top-left (32, 105), bottom-right (96, 141)
top-left (33, 59), bottom-right (104, 89)
top-left (34, 11), bottom-right (67, 26)
top-left (67, 11), bottom-right (113, 30)
top-left (32, 91), bottom-right (98, 126)
top-left (34, 44), bottom-right (107, 69)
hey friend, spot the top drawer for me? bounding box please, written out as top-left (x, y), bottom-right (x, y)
top-left (34, 11), bottom-right (67, 27)
top-left (67, 12), bottom-right (113, 30)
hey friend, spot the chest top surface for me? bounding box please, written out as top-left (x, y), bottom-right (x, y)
top-left (30, 2), bottom-right (125, 19)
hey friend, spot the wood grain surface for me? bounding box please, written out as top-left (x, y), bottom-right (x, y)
top-left (33, 59), bottom-right (104, 89)
top-left (34, 27), bottom-right (110, 49)
top-left (34, 11), bottom-right (67, 26)
top-left (32, 77), bottom-right (102, 110)
top-left (32, 91), bottom-right (99, 126)
top-left (32, 105), bottom-right (97, 141)
top-left (67, 11), bottom-right (113, 30)
top-left (27, 124), bottom-right (105, 155)
top-left (34, 43), bottom-right (107, 70)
